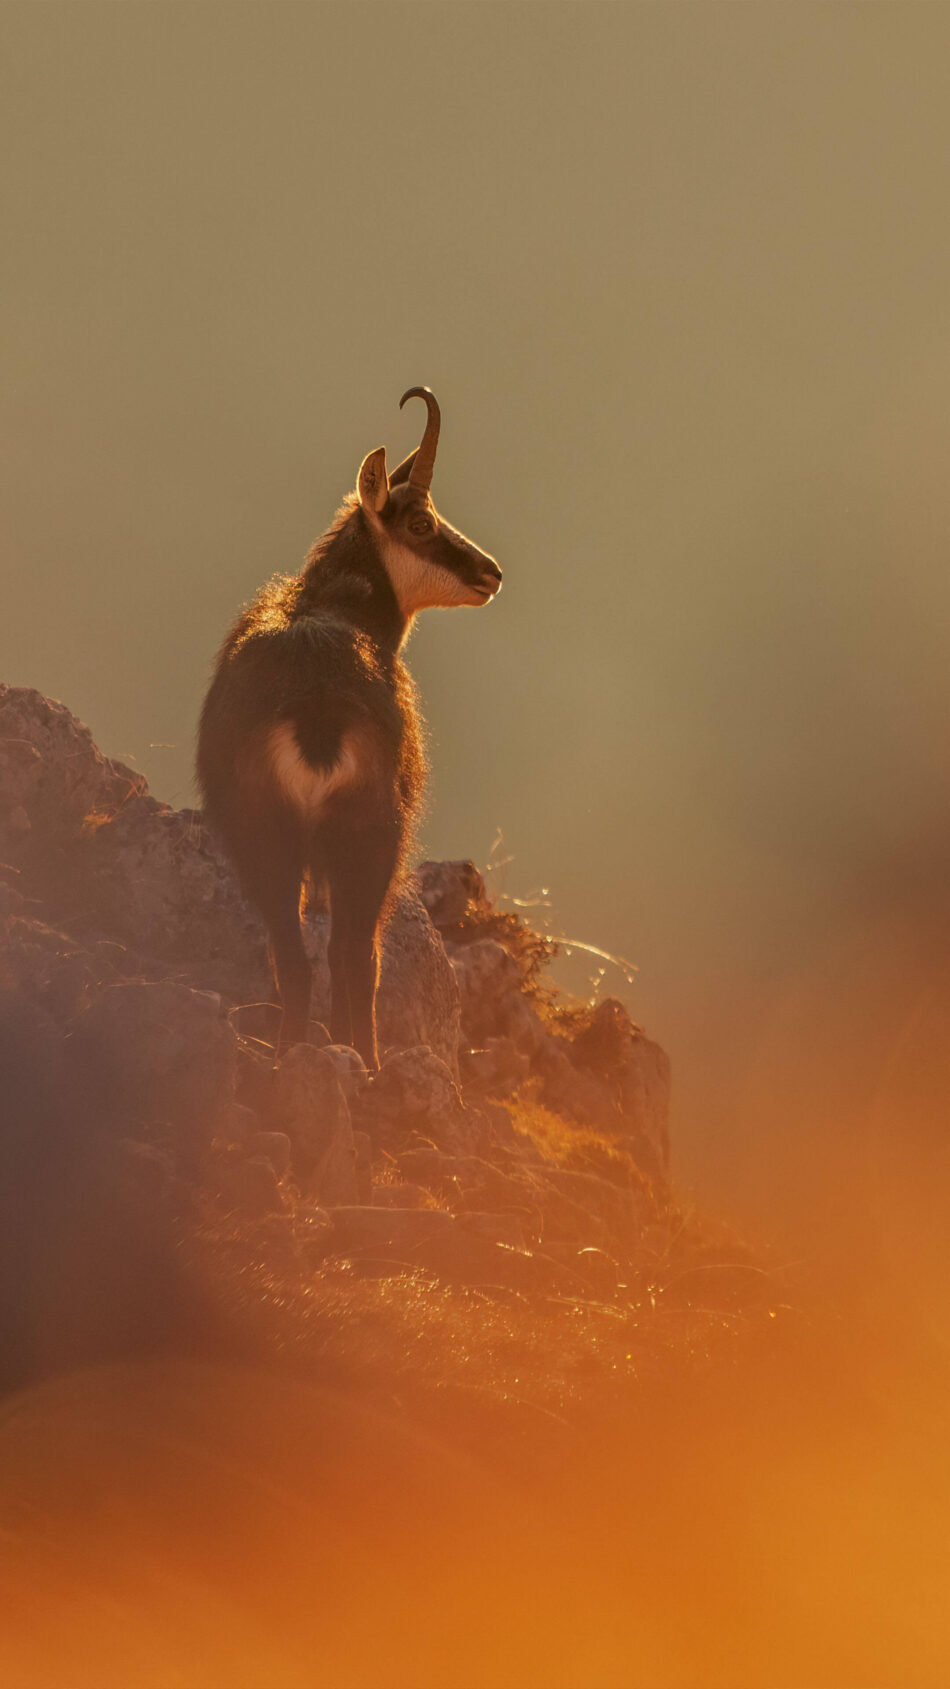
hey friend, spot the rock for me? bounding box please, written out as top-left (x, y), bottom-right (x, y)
top-left (84, 795), bottom-right (271, 1004)
top-left (373, 888), bottom-right (461, 1074)
top-left (0, 685), bottom-right (145, 874)
top-left (460, 1036), bottom-right (532, 1099)
top-left (87, 807), bottom-right (460, 1069)
top-left (270, 1045), bottom-right (358, 1205)
top-left (357, 1046), bottom-right (465, 1153)
top-left (414, 859), bottom-right (487, 930)
top-left (0, 874), bottom-right (26, 924)
top-left (0, 916), bottom-right (102, 1024)
top-left (568, 996), bottom-right (638, 1073)
top-left (503, 993), bottom-right (549, 1057)
top-left (71, 981), bottom-right (238, 1156)
top-left (617, 1033), bottom-right (671, 1174)
top-left (216, 1154), bottom-right (287, 1219)
top-left (321, 1045), bottom-right (368, 1097)
top-left (534, 1039), bottom-right (619, 1131)
top-left (235, 1043), bottom-right (276, 1118)
top-left (217, 1101), bottom-right (259, 1143)
top-left (245, 1131), bottom-right (293, 1179)
top-left (450, 939), bottom-right (522, 1044)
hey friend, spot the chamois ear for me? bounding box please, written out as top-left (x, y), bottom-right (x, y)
top-left (388, 448), bottom-right (419, 489)
top-left (357, 447), bottom-right (389, 514)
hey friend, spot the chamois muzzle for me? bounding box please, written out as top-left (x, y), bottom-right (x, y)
top-left (399, 386), bottom-right (441, 493)
top-left (476, 559), bottom-right (503, 599)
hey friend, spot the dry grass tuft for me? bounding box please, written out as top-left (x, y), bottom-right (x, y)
top-left (507, 1086), bottom-right (654, 1193)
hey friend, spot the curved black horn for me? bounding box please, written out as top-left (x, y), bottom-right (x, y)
top-left (399, 387), bottom-right (441, 493)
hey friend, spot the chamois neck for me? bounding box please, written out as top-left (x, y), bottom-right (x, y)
top-left (297, 505), bottom-right (411, 655)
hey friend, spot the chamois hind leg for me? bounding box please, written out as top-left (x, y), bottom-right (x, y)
top-left (327, 827), bottom-right (399, 1070)
top-left (313, 841), bottom-right (353, 1047)
top-left (241, 839), bottom-right (311, 1056)
top-left (326, 900), bottom-right (353, 1050)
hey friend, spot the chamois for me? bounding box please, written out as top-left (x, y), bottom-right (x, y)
top-left (197, 388), bottom-right (501, 1067)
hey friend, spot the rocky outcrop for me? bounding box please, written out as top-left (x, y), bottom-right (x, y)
top-left (268, 1044), bottom-right (359, 1206)
top-left (420, 859), bottom-right (671, 1177)
top-left (0, 686), bottom-right (145, 870)
top-left (0, 687), bottom-right (675, 1320)
top-left (354, 1046), bottom-right (467, 1155)
top-left (0, 685), bottom-right (460, 1068)
top-left (71, 981), bottom-right (238, 1161)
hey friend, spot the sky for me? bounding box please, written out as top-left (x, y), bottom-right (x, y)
top-left (4, 2), bottom-right (950, 1220)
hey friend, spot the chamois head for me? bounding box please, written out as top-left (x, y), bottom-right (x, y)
top-left (356, 388), bottom-right (502, 616)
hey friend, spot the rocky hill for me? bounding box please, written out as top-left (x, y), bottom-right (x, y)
top-left (0, 683), bottom-right (761, 1424)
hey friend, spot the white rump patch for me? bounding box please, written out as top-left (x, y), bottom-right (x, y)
top-left (267, 722), bottom-right (364, 819)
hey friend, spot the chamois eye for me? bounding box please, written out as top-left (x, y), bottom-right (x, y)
top-left (408, 515), bottom-right (434, 535)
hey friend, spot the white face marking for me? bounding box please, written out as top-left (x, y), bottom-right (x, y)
top-left (267, 722), bottom-right (363, 819)
top-left (377, 532), bottom-right (489, 616)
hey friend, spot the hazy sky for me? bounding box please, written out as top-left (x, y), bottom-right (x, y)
top-left (4, 3), bottom-right (950, 1197)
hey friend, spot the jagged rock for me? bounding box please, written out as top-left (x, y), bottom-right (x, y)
top-left (0, 872), bottom-right (27, 924)
top-left (460, 1036), bottom-right (532, 1099)
top-left (0, 687), bottom-right (673, 1218)
top-left (356, 1046), bottom-right (465, 1154)
top-left (449, 939), bottom-right (522, 1044)
top-left (415, 859), bottom-right (487, 930)
top-left (0, 691), bottom-right (461, 1070)
top-left (84, 795), bottom-right (272, 1003)
top-left (245, 1131), bottom-right (293, 1179)
top-left (569, 997), bottom-right (637, 1073)
top-left (216, 1154), bottom-right (287, 1219)
top-left (0, 685), bottom-right (144, 871)
top-left (321, 1045), bottom-right (368, 1096)
top-left (0, 916), bottom-right (104, 1024)
top-left (617, 1034), bottom-right (671, 1174)
top-left (71, 982), bottom-right (237, 1154)
top-left (534, 1040), bottom-right (619, 1131)
top-left (270, 1045), bottom-right (358, 1205)
top-left (374, 888), bottom-right (461, 1073)
top-left (86, 811), bottom-right (460, 1068)
top-left (560, 997), bottom-right (671, 1174)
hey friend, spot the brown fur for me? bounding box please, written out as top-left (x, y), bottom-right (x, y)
top-left (197, 403), bottom-right (500, 1066)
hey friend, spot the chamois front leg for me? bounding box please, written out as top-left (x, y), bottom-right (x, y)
top-left (328, 828), bottom-right (399, 1070)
